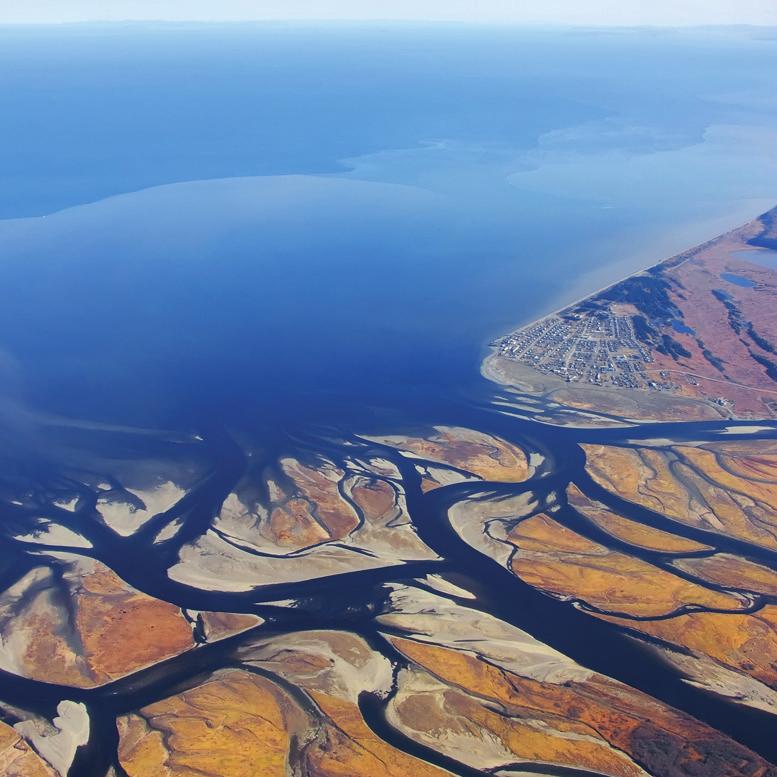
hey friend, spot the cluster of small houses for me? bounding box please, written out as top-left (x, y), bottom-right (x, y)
top-left (498, 311), bottom-right (734, 408)
top-left (497, 312), bottom-right (655, 388)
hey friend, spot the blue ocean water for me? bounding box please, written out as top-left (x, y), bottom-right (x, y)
top-left (0, 23), bottom-right (776, 429)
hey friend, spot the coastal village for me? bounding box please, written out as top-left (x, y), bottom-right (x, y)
top-left (494, 205), bottom-right (777, 418)
top-left (494, 309), bottom-right (677, 391)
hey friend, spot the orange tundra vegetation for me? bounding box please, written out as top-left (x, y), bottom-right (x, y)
top-left (389, 636), bottom-right (775, 777)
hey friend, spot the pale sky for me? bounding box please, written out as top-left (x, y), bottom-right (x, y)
top-left (1, 0), bottom-right (776, 26)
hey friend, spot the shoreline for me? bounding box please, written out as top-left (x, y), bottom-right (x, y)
top-left (487, 211), bottom-right (755, 350)
top-left (481, 203), bottom-right (777, 422)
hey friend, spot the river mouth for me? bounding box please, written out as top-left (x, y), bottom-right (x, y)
top-left (1, 24), bottom-right (777, 769)
top-left (3, 379), bottom-right (777, 774)
top-left (0, 177), bottom-right (776, 774)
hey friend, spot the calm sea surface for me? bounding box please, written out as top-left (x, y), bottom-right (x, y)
top-left (0, 23), bottom-right (776, 434)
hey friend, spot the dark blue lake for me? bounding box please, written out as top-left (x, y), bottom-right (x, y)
top-left (0, 23), bottom-right (776, 433)
top-left (722, 271), bottom-right (757, 287)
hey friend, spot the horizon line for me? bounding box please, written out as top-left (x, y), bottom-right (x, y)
top-left (1, 18), bottom-right (776, 29)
